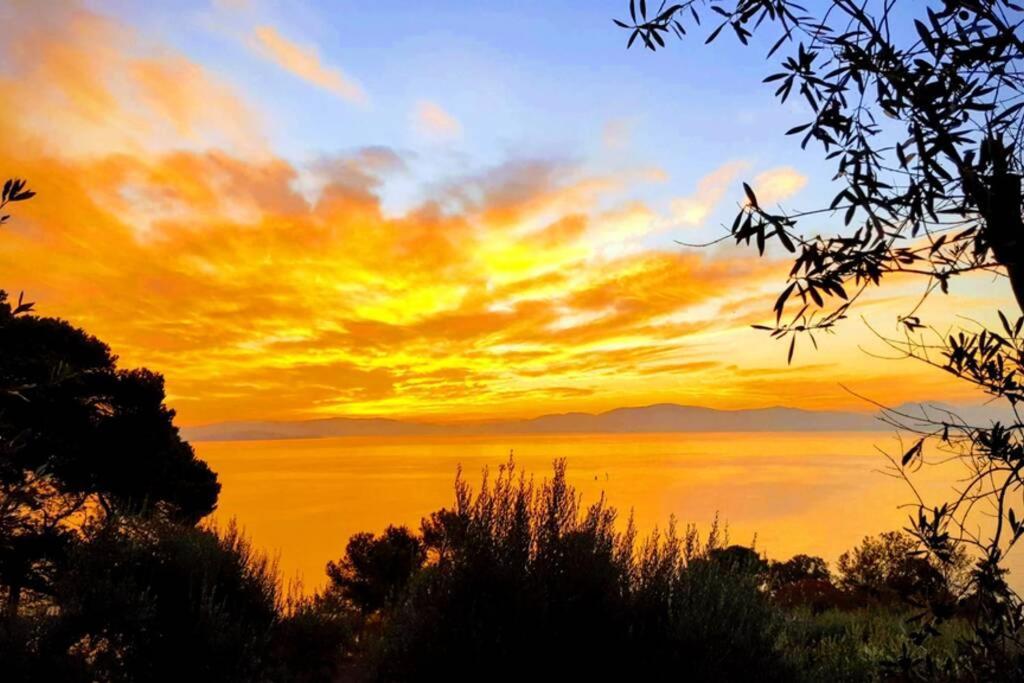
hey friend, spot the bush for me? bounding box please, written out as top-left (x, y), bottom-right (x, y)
top-left (836, 531), bottom-right (966, 606)
top-left (3, 519), bottom-right (280, 683)
top-left (368, 459), bottom-right (796, 682)
top-left (780, 606), bottom-right (970, 683)
top-left (326, 526), bottom-right (426, 613)
top-left (265, 590), bottom-right (357, 683)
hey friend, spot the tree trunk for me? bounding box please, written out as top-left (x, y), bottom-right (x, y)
top-left (1007, 262), bottom-right (1024, 318)
top-left (5, 581), bottom-right (20, 620)
top-left (974, 163), bottom-right (1024, 317)
top-left (990, 176), bottom-right (1024, 315)
top-left (966, 135), bottom-right (1024, 315)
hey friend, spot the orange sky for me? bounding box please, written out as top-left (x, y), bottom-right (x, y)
top-left (0, 2), bottom-right (1007, 426)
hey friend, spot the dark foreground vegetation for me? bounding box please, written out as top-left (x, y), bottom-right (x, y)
top-left (1, 436), bottom-right (1014, 682)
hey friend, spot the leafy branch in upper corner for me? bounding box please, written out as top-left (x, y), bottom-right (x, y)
top-left (618, 1), bottom-right (1024, 345)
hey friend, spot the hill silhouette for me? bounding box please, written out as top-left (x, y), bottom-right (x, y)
top-left (182, 402), bottom-right (885, 441)
top-left (182, 401), bottom-right (1018, 442)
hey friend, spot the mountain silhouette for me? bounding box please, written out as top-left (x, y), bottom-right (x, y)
top-left (182, 403), bottom-right (889, 441)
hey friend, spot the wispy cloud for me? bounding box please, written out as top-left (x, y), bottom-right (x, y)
top-left (412, 100), bottom-right (462, 139)
top-left (252, 26), bottom-right (367, 104)
top-left (669, 161), bottom-right (750, 227)
top-left (750, 166), bottom-right (807, 205)
top-left (668, 163), bottom-right (808, 229)
top-left (0, 2), bottom-right (264, 157)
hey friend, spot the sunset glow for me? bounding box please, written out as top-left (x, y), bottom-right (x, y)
top-left (0, 1), bottom-right (1005, 427)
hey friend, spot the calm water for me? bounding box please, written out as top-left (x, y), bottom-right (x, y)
top-left (196, 432), bottom-right (1023, 592)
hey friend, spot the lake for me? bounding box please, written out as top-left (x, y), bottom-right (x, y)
top-left (195, 431), bottom-right (1024, 592)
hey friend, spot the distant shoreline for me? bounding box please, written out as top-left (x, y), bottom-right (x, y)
top-left (183, 401), bottom-right (998, 442)
top-left (186, 427), bottom-right (896, 442)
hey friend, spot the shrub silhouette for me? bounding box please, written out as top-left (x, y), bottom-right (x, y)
top-left (837, 531), bottom-right (967, 606)
top-left (326, 525), bottom-right (426, 613)
top-left (368, 459), bottom-right (794, 682)
top-left (265, 590), bottom-right (356, 683)
top-left (0, 289), bottom-right (220, 617)
top-left (2, 520), bottom-right (280, 682)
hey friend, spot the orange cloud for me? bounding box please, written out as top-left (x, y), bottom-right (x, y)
top-left (252, 26), bottom-right (367, 104)
top-left (669, 161), bottom-right (750, 227)
top-left (0, 2), bottom-right (264, 158)
top-left (750, 166), bottom-right (808, 205)
top-left (413, 100), bottom-right (462, 139)
top-left (1, 136), bottom-right (809, 424)
top-left (0, 2), bottom-right (995, 427)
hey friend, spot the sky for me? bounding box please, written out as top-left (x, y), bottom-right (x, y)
top-left (0, 0), bottom-right (1010, 426)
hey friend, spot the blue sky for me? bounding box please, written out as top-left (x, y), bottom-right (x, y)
top-left (89, 0), bottom-right (835, 242)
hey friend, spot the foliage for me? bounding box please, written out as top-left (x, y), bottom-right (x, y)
top-left (836, 531), bottom-right (968, 602)
top-left (613, 1), bottom-right (1024, 675)
top-left (336, 460), bottom-right (987, 682)
top-left (770, 553), bottom-right (831, 590)
top-left (369, 459), bottom-right (796, 682)
top-left (326, 525), bottom-right (426, 613)
top-left (0, 219), bottom-right (220, 615)
top-left (266, 590), bottom-right (357, 683)
top-left (2, 520), bottom-right (280, 682)
top-left (0, 289), bottom-right (219, 523)
top-left (616, 0), bottom-right (1024, 323)
top-left (780, 605), bottom-right (969, 682)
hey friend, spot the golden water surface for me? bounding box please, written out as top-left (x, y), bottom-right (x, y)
top-left (196, 432), bottom-right (1023, 592)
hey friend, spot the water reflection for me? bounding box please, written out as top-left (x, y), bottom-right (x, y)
top-left (196, 432), bottom-right (1023, 591)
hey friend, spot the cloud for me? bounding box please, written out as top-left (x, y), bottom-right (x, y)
top-left (413, 100), bottom-right (462, 139)
top-left (749, 166), bottom-right (807, 205)
top-left (669, 161), bottom-right (750, 227)
top-left (667, 163), bottom-right (808, 229)
top-left (0, 2), bottom-right (265, 158)
top-left (310, 146), bottom-right (409, 194)
top-left (1, 130), bottom-right (804, 423)
top-left (252, 26), bottom-right (367, 104)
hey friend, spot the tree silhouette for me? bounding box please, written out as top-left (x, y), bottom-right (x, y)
top-left (836, 530), bottom-right (966, 602)
top-left (0, 182), bottom-right (219, 618)
top-left (769, 553), bottom-right (830, 592)
top-left (37, 520), bottom-right (279, 682)
top-left (326, 525), bottom-right (425, 613)
top-left (0, 181), bottom-right (345, 682)
top-left (614, 1), bottom-right (1024, 674)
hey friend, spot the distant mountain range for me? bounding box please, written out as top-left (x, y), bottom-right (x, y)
top-left (181, 403), bottom-right (882, 442)
top-left (181, 401), bottom-right (1020, 442)
top-left (181, 401), bottom-right (1017, 443)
